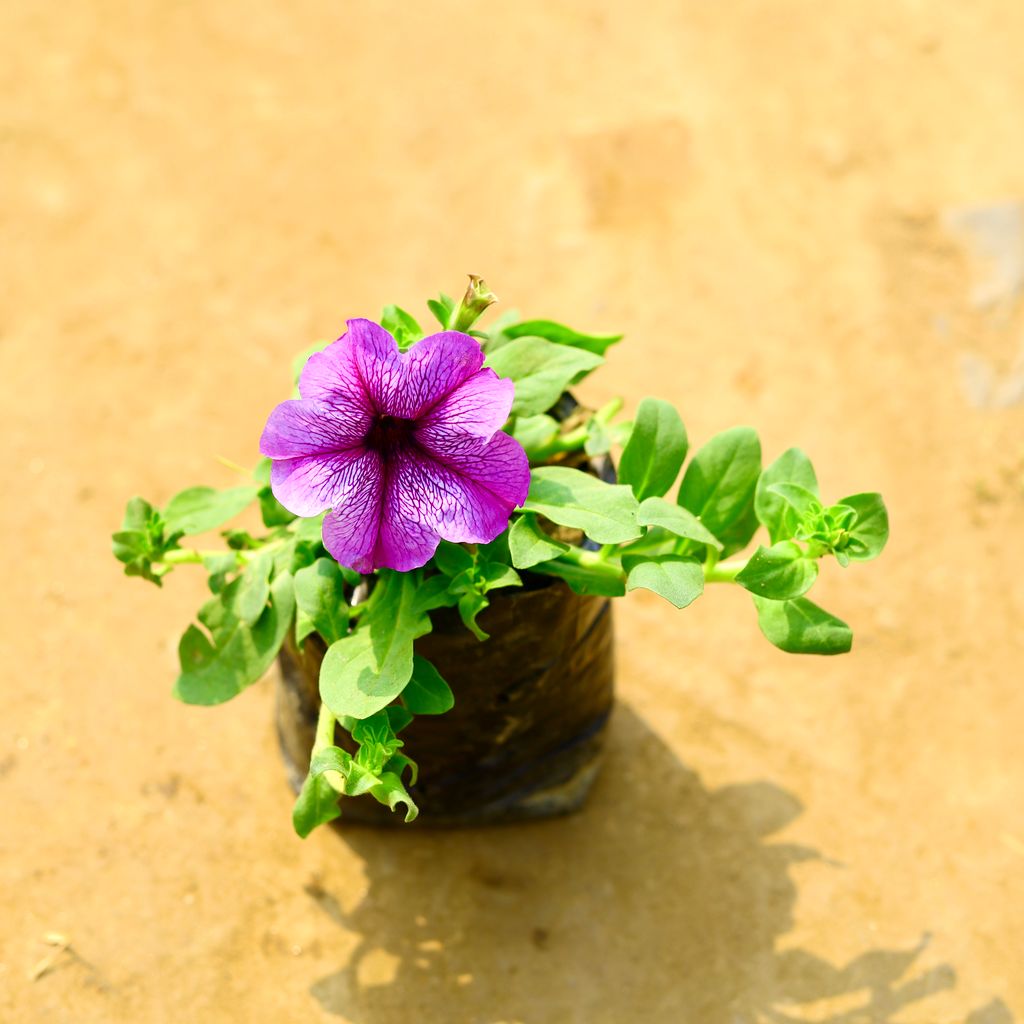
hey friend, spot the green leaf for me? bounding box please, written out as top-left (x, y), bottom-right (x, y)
top-left (678, 427), bottom-right (762, 540)
top-left (113, 497), bottom-right (171, 585)
top-left (252, 457), bottom-right (272, 485)
top-left (623, 555), bottom-right (704, 609)
top-left (318, 572), bottom-right (432, 719)
top-left (503, 319), bottom-right (622, 357)
top-left (369, 771), bottom-right (418, 822)
top-left (583, 416), bottom-right (612, 457)
top-left (755, 448), bottom-right (820, 544)
top-left (122, 496), bottom-right (158, 532)
top-left (381, 304), bottom-right (423, 346)
top-left (385, 752), bottom-right (418, 786)
top-left (617, 526), bottom-right (682, 560)
top-left (637, 497), bottom-right (723, 551)
top-left (201, 552), bottom-right (238, 594)
top-left (432, 541), bottom-right (475, 578)
top-left (292, 770), bottom-right (342, 838)
top-left (402, 655), bottom-right (455, 714)
top-left (478, 529), bottom-right (511, 564)
top-left (228, 550), bottom-right (274, 625)
top-left (294, 558), bottom-right (350, 644)
top-left (753, 596), bottom-right (852, 655)
top-left (257, 485), bottom-right (295, 527)
top-left (735, 542), bottom-right (819, 600)
top-left (458, 591), bottom-right (490, 640)
top-left (173, 572), bottom-right (296, 705)
top-left (426, 293), bottom-right (455, 328)
top-left (840, 492), bottom-right (889, 561)
top-left (295, 607), bottom-right (317, 649)
top-left (163, 485), bottom-right (258, 535)
top-left (479, 563), bottom-right (521, 593)
top-left (111, 529), bottom-right (149, 564)
top-left (295, 512), bottom-right (326, 544)
top-left (485, 337), bottom-right (603, 416)
top-left (767, 482), bottom-right (820, 519)
top-left (530, 559), bottom-right (626, 597)
top-left (510, 414), bottom-right (560, 458)
top-left (413, 573), bottom-right (460, 614)
top-left (523, 467), bottom-right (642, 545)
top-left (618, 398), bottom-right (688, 500)
top-left (509, 514), bottom-right (570, 569)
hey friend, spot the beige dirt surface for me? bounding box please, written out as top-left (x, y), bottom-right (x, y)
top-left (2, 2), bottom-right (1023, 1022)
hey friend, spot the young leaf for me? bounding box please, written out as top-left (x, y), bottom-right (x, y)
top-left (485, 337), bottom-right (603, 417)
top-left (402, 655), bottom-right (455, 714)
top-left (380, 304), bottom-right (423, 344)
top-left (479, 563), bottom-right (521, 593)
top-left (755, 448), bottom-right (820, 543)
top-left (294, 558), bottom-right (350, 644)
top-left (368, 771), bottom-right (418, 822)
top-left (426, 293), bottom-right (455, 328)
top-left (840, 492), bottom-right (889, 561)
top-left (509, 514), bottom-right (570, 569)
top-left (735, 542), bottom-right (819, 600)
top-left (292, 770), bottom-right (342, 838)
top-left (523, 467), bottom-right (642, 545)
top-left (753, 596), bottom-right (852, 655)
top-left (458, 591), bottom-right (490, 641)
top-left (637, 497), bottom-right (723, 551)
top-left (618, 398), bottom-right (688, 500)
top-left (318, 572), bottom-right (432, 719)
top-left (677, 427), bottom-right (762, 538)
top-left (122, 495), bottom-right (158, 532)
top-left (623, 555), bottom-right (704, 609)
top-left (163, 485), bottom-right (258, 536)
top-left (502, 319), bottom-right (622, 357)
top-left (173, 572), bottom-right (296, 705)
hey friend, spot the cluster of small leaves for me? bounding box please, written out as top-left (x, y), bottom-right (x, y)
top-left (113, 285), bottom-right (890, 837)
top-left (292, 706), bottom-right (419, 837)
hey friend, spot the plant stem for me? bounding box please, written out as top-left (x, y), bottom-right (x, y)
top-left (314, 700), bottom-right (337, 753)
top-left (161, 535), bottom-right (289, 567)
top-left (703, 559), bottom-right (746, 583)
top-left (554, 543), bottom-right (626, 583)
top-left (313, 701), bottom-right (347, 793)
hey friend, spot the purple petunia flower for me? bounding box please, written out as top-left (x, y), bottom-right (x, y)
top-left (260, 319), bottom-right (530, 574)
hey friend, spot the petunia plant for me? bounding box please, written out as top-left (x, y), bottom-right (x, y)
top-left (113, 277), bottom-right (888, 836)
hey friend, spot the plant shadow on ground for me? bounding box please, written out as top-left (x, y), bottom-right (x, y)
top-left (306, 705), bottom-right (1012, 1024)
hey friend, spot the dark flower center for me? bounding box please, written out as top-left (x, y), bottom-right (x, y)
top-left (365, 414), bottom-right (416, 455)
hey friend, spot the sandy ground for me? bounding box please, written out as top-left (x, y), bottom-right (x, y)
top-left (2, 2), bottom-right (1023, 1021)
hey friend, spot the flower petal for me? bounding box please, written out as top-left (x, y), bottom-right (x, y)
top-left (319, 450), bottom-right (388, 574)
top-left (260, 398), bottom-right (371, 459)
top-left (298, 319), bottom-right (399, 413)
top-left (414, 428), bottom-right (530, 510)
top-left (418, 367), bottom-right (514, 439)
top-left (392, 331), bottom-right (486, 419)
top-left (369, 432), bottom-right (530, 572)
top-left (270, 447), bottom-right (377, 518)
